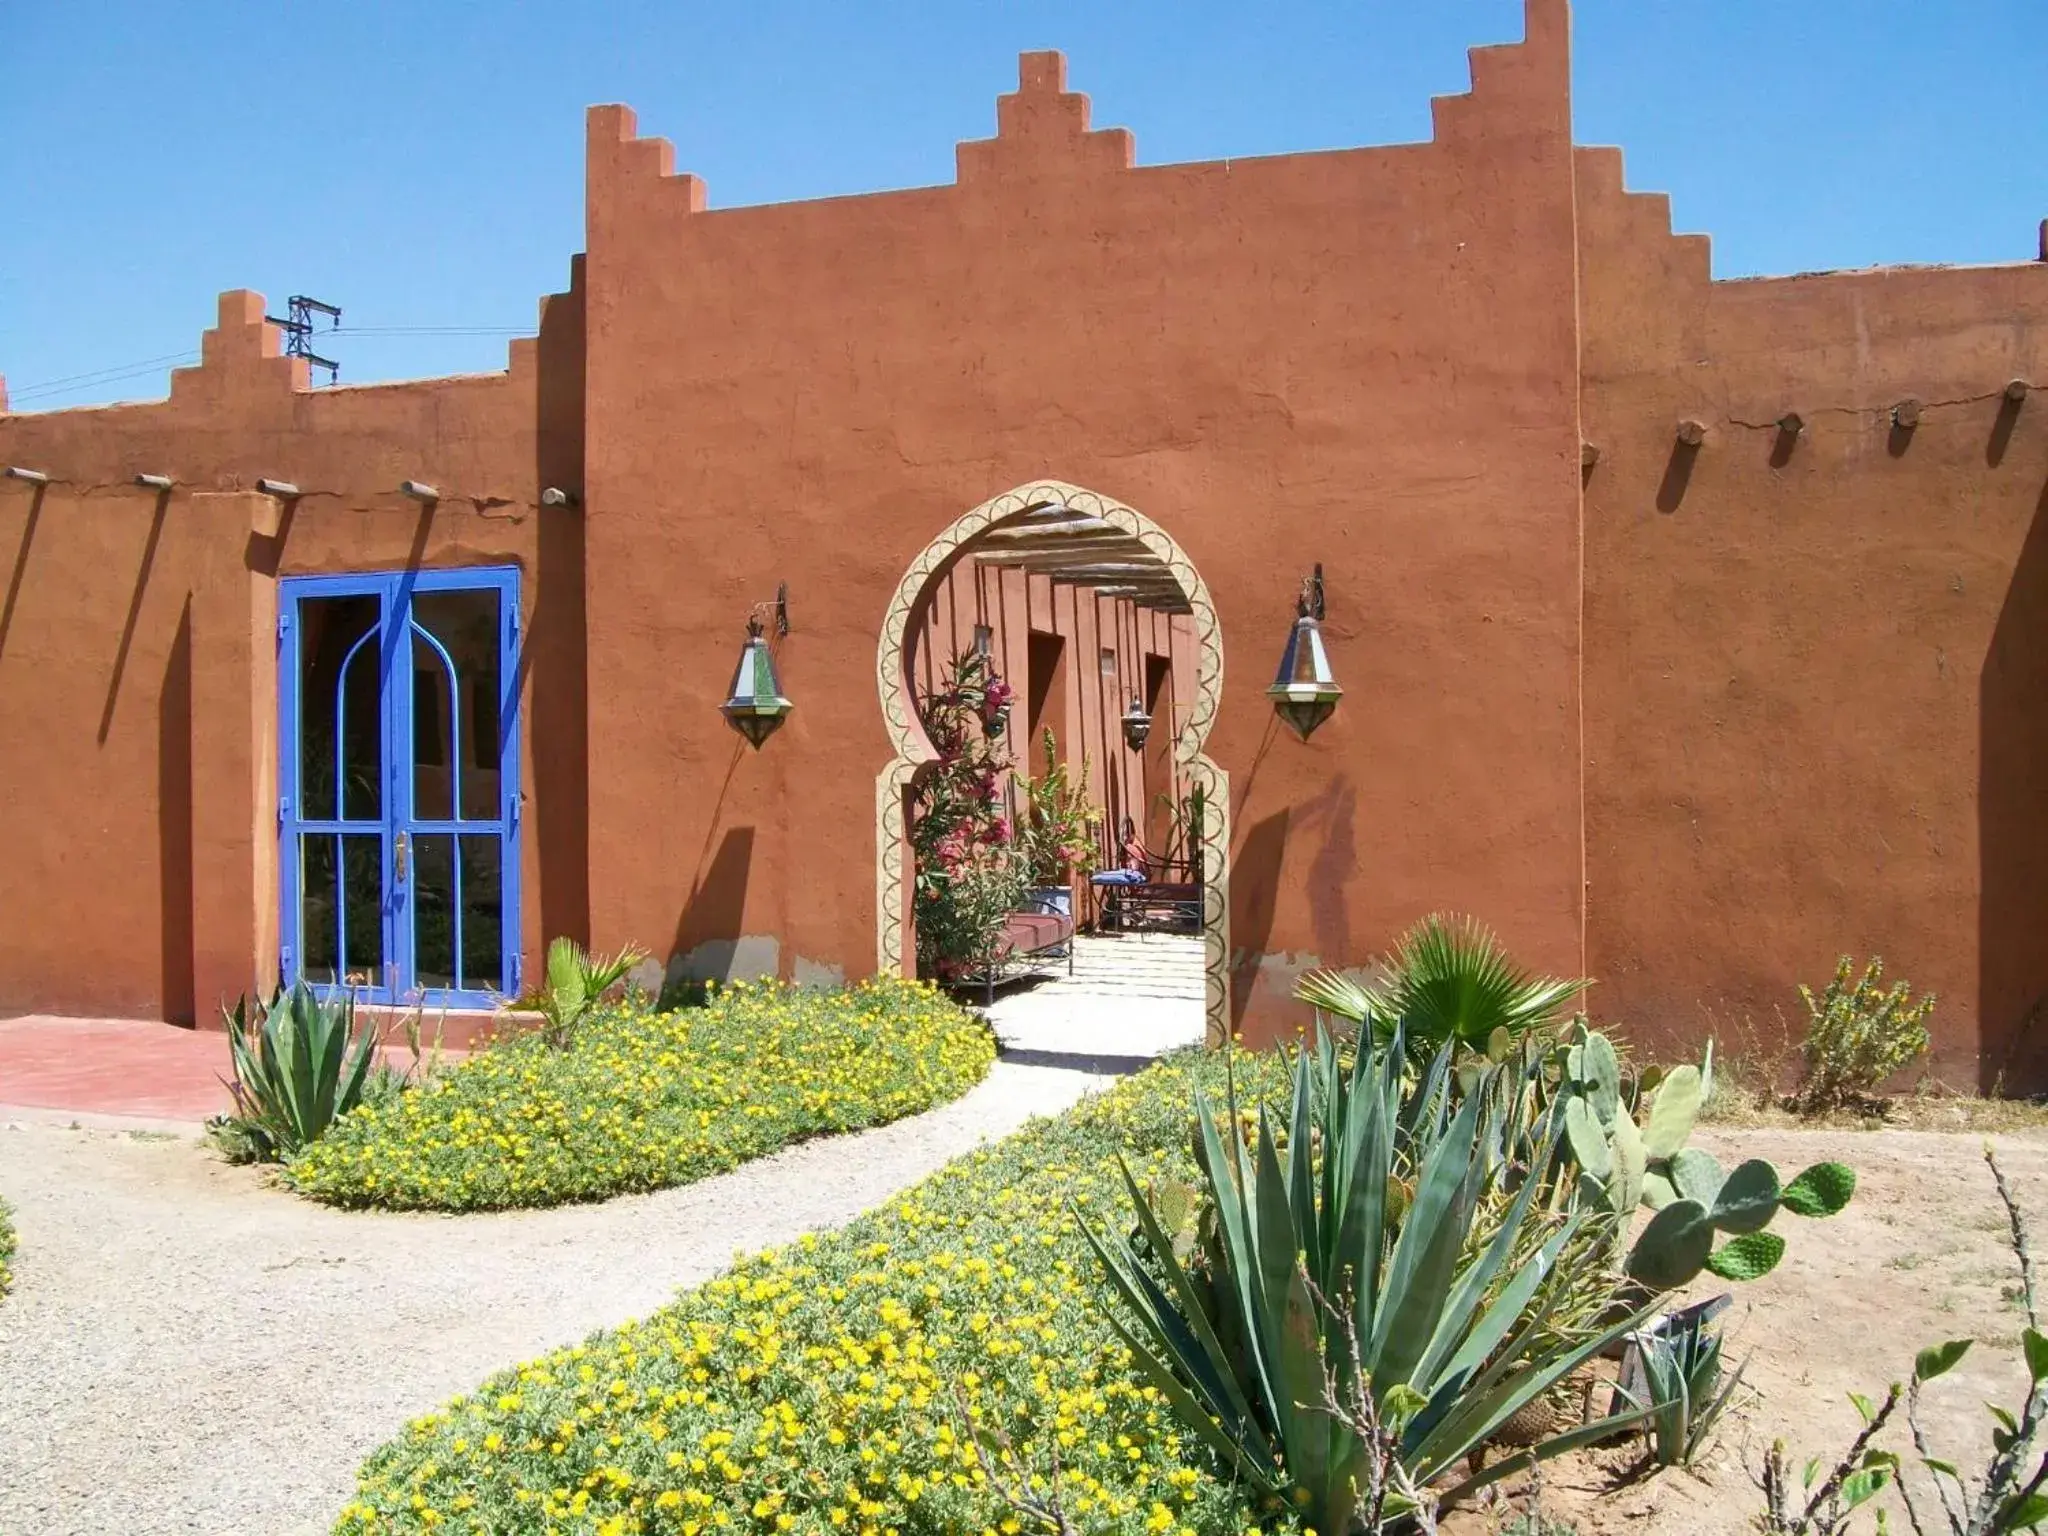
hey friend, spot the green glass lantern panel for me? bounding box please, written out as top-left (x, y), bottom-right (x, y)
top-left (721, 628), bottom-right (793, 749)
top-left (1267, 612), bottom-right (1342, 742)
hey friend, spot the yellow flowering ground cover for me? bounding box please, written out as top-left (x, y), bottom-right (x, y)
top-left (288, 977), bottom-right (996, 1212)
top-left (337, 1051), bottom-right (1303, 1536)
top-left (0, 1197), bottom-right (14, 1300)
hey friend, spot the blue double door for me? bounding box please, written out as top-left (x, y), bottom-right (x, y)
top-left (279, 568), bottom-right (521, 1007)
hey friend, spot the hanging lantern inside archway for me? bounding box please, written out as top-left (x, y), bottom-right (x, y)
top-left (1121, 695), bottom-right (1152, 752)
top-left (1268, 564), bottom-right (1342, 742)
top-left (721, 586), bottom-right (793, 749)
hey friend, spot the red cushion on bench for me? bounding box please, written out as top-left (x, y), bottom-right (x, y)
top-left (998, 911), bottom-right (1074, 958)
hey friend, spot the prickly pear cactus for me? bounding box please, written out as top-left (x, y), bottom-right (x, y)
top-left (1556, 1027), bottom-right (1857, 1289)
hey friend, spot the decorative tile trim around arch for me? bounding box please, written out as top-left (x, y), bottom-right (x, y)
top-left (874, 481), bottom-right (1231, 1045)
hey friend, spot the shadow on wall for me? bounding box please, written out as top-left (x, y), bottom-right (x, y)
top-left (0, 483), bottom-right (47, 660)
top-left (669, 824), bottom-right (768, 989)
top-left (99, 488), bottom-right (173, 744)
top-left (1229, 809), bottom-right (1290, 1032)
top-left (534, 276), bottom-right (590, 945)
top-left (1296, 775), bottom-right (1357, 961)
top-left (1981, 476), bottom-right (2048, 1093)
top-left (530, 503), bottom-right (590, 946)
top-left (158, 600), bottom-right (195, 1025)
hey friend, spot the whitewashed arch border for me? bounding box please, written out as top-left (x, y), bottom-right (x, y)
top-left (875, 480), bottom-right (1230, 1045)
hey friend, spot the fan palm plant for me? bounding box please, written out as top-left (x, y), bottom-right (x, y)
top-left (1296, 913), bottom-right (1587, 1056)
top-left (1079, 1028), bottom-right (1651, 1534)
top-left (536, 937), bottom-right (647, 1050)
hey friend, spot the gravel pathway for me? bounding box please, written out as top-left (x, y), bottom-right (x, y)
top-left (0, 1061), bottom-right (1105, 1536)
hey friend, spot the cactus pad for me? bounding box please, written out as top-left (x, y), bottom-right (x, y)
top-left (1710, 1159), bottom-right (1783, 1235)
top-left (1644, 1066), bottom-right (1702, 1160)
top-left (1703, 1230), bottom-right (1786, 1282)
top-left (1565, 1095), bottom-right (1613, 1179)
top-left (1670, 1147), bottom-right (1727, 1208)
top-left (1610, 1107), bottom-right (1649, 1213)
top-left (1781, 1162), bottom-right (1856, 1217)
top-left (1629, 1198), bottom-right (1716, 1290)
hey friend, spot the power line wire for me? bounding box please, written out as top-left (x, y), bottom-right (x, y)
top-left (10, 324), bottom-right (530, 405)
top-left (11, 350), bottom-right (203, 398)
top-left (12, 355), bottom-right (203, 403)
top-left (331, 325), bottom-right (528, 336)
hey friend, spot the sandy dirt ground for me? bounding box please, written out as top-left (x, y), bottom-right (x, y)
top-left (1452, 1126), bottom-right (2048, 1534)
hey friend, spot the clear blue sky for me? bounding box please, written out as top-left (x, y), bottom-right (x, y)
top-left (3, 1), bottom-right (2042, 411)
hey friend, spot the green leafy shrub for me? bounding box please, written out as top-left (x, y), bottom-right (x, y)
top-left (912, 646), bottom-right (1028, 979)
top-left (0, 1198), bottom-right (15, 1301)
top-left (536, 936), bottom-right (647, 1051)
top-left (1797, 956), bottom-right (1934, 1113)
top-left (1891, 1148), bottom-right (2048, 1536)
top-left (337, 1051), bottom-right (1324, 1534)
top-left (1295, 912), bottom-right (1587, 1056)
top-left (1017, 726), bottom-right (1102, 883)
top-left (288, 975), bottom-right (994, 1211)
top-left (208, 982), bottom-right (379, 1162)
top-left (1757, 1383), bottom-right (1901, 1536)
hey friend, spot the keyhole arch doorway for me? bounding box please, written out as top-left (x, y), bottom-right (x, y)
top-left (873, 480), bottom-right (1231, 1044)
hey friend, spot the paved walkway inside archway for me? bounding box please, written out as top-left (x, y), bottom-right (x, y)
top-left (983, 931), bottom-right (1208, 1069)
top-left (0, 1060), bottom-right (1104, 1536)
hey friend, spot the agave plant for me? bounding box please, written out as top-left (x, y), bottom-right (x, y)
top-left (1080, 1027), bottom-right (1652, 1534)
top-left (1296, 913), bottom-right (1587, 1056)
top-left (536, 937), bottom-right (647, 1050)
top-left (1632, 1310), bottom-right (1747, 1467)
top-left (215, 982), bottom-right (380, 1161)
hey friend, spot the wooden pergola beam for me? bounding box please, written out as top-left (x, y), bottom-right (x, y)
top-left (975, 532), bottom-right (1153, 558)
top-left (973, 554), bottom-right (1166, 575)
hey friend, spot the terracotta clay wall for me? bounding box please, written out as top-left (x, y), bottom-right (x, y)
top-left (35, 0), bottom-right (2039, 1078)
top-left (912, 562), bottom-right (1198, 892)
top-left (0, 283), bottom-right (586, 1023)
top-left (1577, 148), bottom-right (2048, 1087)
top-left (581, 0), bottom-right (1589, 1034)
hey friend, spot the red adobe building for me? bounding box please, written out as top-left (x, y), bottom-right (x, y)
top-left (2, 0), bottom-right (2044, 1085)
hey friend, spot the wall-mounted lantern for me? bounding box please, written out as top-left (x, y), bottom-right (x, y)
top-left (1121, 696), bottom-right (1153, 752)
top-left (982, 682), bottom-right (1013, 740)
top-left (1268, 563), bottom-right (1343, 743)
top-left (721, 583), bottom-right (793, 750)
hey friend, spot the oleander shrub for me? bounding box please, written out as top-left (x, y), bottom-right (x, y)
top-left (0, 1198), bottom-right (15, 1301)
top-left (334, 1051), bottom-right (1298, 1535)
top-left (287, 976), bottom-right (995, 1212)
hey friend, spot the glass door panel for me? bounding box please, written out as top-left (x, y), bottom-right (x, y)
top-left (288, 590), bottom-right (390, 989)
top-left (408, 587), bottom-right (502, 823)
top-left (280, 568), bottom-right (519, 1006)
top-left (399, 579), bottom-right (513, 999)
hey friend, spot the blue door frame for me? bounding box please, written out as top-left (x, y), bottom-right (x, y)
top-left (278, 567), bottom-right (522, 1007)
